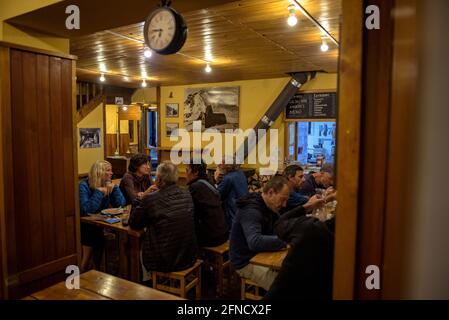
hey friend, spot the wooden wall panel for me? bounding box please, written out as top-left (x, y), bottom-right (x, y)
top-left (3, 47), bottom-right (78, 298)
top-left (105, 133), bottom-right (130, 157)
top-left (333, 0), bottom-right (363, 300)
top-left (0, 46), bottom-right (11, 299)
top-left (36, 54), bottom-right (56, 264)
top-left (355, 0), bottom-right (395, 299)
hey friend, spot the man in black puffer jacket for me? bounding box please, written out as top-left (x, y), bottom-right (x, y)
top-left (129, 161), bottom-right (198, 273)
top-left (264, 205), bottom-right (335, 300)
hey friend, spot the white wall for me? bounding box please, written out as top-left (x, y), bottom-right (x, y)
top-left (406, 0), bottom-right (449, 299)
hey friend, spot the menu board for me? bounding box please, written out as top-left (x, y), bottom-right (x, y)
top-left (286, 92), bottom-right (337, 119)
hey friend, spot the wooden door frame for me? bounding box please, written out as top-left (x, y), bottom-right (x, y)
top-left (334, 0), bottom-right (419, 299)
top-left (333, 0), bottom-right (363, 299)
top-left (0, 45), bottom-right (11, 300)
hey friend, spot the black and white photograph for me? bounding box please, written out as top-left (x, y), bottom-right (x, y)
top-left (165, 103), bottom-right (179, 118)
top-left (184, 86), bottom-right (239, 132)
top-left (79, 128), bottom-right (101, 148)
top-left (165, 123), bottom-right (179, 137)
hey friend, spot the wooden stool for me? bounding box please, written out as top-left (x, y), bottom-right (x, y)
top-left (200, 240), bottom-right (230, 297)
top-left (241, 278), bottom-right (264, 300)
top-left (152, 259), bottom-right (202, 299)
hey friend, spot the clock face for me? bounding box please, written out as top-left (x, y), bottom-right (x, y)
top-left (146, 8), bottom-right (176, 51)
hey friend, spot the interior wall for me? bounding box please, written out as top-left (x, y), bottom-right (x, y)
top-left (77, 102), bottom-right (104, 174)
top-left (405, 0), bottom-right (449, 299)
top-left (159, 74), bottom-right (337, 169)
top-left (0, 0), bottom-right (68, 53)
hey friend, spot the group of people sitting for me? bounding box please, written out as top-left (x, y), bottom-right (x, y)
top-left (79, 153), bottom-right (337, 299)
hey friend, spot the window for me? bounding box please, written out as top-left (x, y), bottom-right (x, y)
top-left (287, 121), bottom-right (336, 165)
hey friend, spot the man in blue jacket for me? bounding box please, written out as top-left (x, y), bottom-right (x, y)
top-left (229, 176), bottom-right (289, 290)
top-left (230, 175), bottom-right (324, 290)
top-left (282, 164), bottom-right (309, 213)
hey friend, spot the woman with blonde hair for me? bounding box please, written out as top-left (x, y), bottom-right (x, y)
top-left (79, 160), bottom-right (125, 271)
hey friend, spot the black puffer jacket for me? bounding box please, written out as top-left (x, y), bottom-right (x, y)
top-left (129, 184), bottom-right (198, 272)
top-left (264, 206), bottom-right (334, 300)
top-left (188, 176), bottom-right (228, 247)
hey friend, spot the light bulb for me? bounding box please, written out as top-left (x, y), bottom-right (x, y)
top-left (287, 15), bottom-right (298, 27)
top-left (205, 64), bottom-right (212, 73)
top-left (144, 48), bottom-right (152, 58)
top-left (100, 74), bottom-right (105, 82)
top-left (141, 80), bottom-right (147, 88)
top-left (320, 41), bottom-right (329, 52)
top-left (122, 106), bottom-right (128, 111)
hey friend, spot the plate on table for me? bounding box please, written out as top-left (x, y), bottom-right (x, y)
top-left (101, 208), bottom-right (124, 216)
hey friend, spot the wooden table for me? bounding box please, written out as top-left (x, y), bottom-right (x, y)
top-left (81, 214), bottom-right (144, 283)
top-left (249, 249), bottom-right (288, 270)
top-left (26, 270), bottom-right (182, 300)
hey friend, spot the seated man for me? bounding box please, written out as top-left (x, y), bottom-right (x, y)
top-left (265, 203), bottom-right (335, 300)
top-left (214, 158), bottom-right (249, 228)
top-left (282, 164), bottom-right (309, 212)
top-left (229, 176), bottom-right (290, 290)
top-left (186, 160), bottom-right (229, 247)
top-left (129, 161), bottom-right (198, 273)
top-left (299, 163), bottom-right (334, 197)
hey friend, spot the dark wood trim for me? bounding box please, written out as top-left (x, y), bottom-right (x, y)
top-left (156, 86), bottom-right (161, 161)
top-left (9, 255), bottom-right (77, 285)
top-left (103, 100), bottom-right (107, 159)
top-left (355, 0), bottom-right (395, 300)
top-left (0, 46), bottom-right (10, 299)
top-left (72, 60), bottom-right (82, 268)
top-left (0, 41), bottom-right (77, 60)
top-left (333, 0), bottom-right (363, 300)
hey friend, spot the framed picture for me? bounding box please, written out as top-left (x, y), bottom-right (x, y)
top-left (79, 128), bottom-right (101, 148)
top-left (165, 103), bottom-right (179, 118)
top-left (184, 86), bottom-right (239, 132)
top-left (165, 123), bottom-right (179, 137)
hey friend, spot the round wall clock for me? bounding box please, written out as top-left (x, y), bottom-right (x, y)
top-left (143, 5), bottom-right (188, 55)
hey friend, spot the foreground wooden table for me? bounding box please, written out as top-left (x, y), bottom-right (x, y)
top-left (81, 214), bottom-right (144, 282)
top-left (26, 270), bottom-right (182, 300)
top-left (249, 249), bottom-right (288, 270)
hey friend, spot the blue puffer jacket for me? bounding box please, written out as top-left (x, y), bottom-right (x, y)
top-left (230, 193), bottom-right (286, 270)
top-left (79, 179), bottom-right (126, 216)
top-left (217, 170), bottom-right (249, 227)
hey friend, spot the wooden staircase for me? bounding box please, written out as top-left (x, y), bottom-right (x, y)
top-left (76, 81), bottom-right (104, 123)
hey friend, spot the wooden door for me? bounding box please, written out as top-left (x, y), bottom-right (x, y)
top-left (1, 46), bottom-right (79, 299)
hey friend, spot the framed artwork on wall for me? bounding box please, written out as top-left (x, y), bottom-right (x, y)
top-left (165, 123), bottom-right (179, 137)
top-left (184, 86), bottom-right (239, 132)
top-left (165, 103), bottom-right (179, 118)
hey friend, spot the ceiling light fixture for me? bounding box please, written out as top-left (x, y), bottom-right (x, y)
top-left (141, 80), bottom-right (147, 88)
top-left (287, 5), bottom-right (298, 27)
top-left (205, 63), bottom-right (212, 73)
top-left (100, 73), bottom-right (105, 82)
top-left (144, 47), bottom-right (152, 58)
top-left (320, 39), bottom-right (329, 52)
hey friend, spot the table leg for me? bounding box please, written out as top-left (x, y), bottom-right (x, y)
top-left (129, 236), bottom-right (141, 283)
top-left (118, 233), bottom-right (128, 279)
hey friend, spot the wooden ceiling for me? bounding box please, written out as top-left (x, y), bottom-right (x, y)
top-left (70, 0), bottom-right (341, 88)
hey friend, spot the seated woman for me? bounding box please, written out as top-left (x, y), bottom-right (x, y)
top-left (79, 160), bottom-right (126, 272)
top-left (119, 153), bottom-right (153, 205)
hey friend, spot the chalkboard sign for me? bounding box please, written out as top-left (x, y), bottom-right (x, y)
top-left (286, 92), bottom-right (337, 119)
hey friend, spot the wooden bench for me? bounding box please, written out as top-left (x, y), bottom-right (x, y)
top-left (152, 259), bottom-right (203, 299)
top-left (200, 240), bottom-right (230, 297)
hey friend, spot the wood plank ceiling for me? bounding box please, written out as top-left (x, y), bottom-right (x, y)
top-left (70, 0), bottom-right (341, 88)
